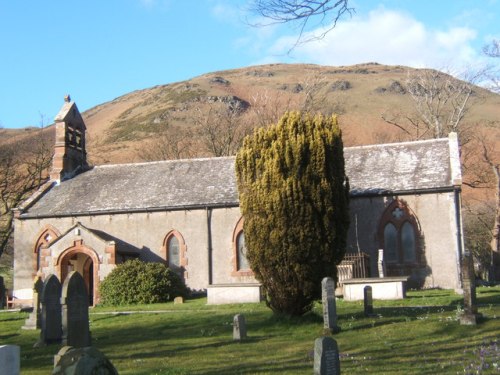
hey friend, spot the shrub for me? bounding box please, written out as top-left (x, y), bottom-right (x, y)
top-left (99, 259), bottom-right (189, 305)
top-left (235, 111), bottom-right (350, 316)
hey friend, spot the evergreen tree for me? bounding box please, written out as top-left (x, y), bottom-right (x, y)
top-left (235, 111), bottom-right (349, 316)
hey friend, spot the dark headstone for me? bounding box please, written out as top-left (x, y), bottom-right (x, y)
top-left (233, 314), bottom-right (247, 341)
top-left (23, 276), bottom-right (44, 330)
top-left (62, 272), bottom-right (91, 347)
top-left (0, 345), bottom-right (20, 375)
top-left (0, 276), bottom-right (6, 309)
top-left (37, 274), bottom-right (62, 346)
top-left (460, 252), bottom-right (481, 325)
top-left (314, 337), bottom-right (341, 375)
top-left (364, 286), bottom-right (375, 317)
top-left (322, 277), bottom-right (340, 333)
top-left (53, 346), bottom-right (118, 375)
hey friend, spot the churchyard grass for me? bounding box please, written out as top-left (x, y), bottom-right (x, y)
top-left (0, 287), bottom-right (498, 374)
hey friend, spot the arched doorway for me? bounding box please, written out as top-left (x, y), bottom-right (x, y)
top-left (57, 245), bottom-right (99, 306)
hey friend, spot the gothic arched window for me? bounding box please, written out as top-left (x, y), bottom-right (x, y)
top-left (232, 217), bottom-right (253, 276)
top-left (379, 200), bottom-right (421, 267)
top-left (162, 230), bottom-right (187, 278)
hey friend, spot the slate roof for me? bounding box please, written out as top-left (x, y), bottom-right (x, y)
top-left (345, 137), bottom-right (458, 196)
top-left (22, 157), bottom-right (239, 218)
top-left (20, 137), bottom-right (459, 218)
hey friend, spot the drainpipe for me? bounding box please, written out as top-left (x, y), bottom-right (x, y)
top-left (454, 186), bottom-right (465, 290)
top-left (206, 207), bottom-right (213, 285)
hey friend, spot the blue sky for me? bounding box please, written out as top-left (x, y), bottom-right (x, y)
top-left (0, 0), bottom-right (498, 128)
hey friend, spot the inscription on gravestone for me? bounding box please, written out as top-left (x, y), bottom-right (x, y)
top-left (62, 271), bottom-right (91, 348)
top-left (23, 276), bottom-right (44, 330)
top-left (314, 336), bottom-right (340, 375)
top-left (37, 274), bottom-right (62, 346)
top-left (233, 314), bottom-right (247, 341)
top-left (322, 277), bottom-right (340, 333)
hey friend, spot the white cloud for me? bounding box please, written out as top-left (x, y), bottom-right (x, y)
top-left (264, 7), bottom-right (481, 70)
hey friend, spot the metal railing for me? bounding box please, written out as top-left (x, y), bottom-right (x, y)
top-left (337, 252), bottom-right (370, 285)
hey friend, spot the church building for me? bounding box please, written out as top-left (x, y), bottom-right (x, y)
top-left (12, 99), bottom-right (465, 305)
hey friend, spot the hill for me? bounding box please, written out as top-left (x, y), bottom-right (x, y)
top-left (74, 63), bottom-right (499, 165)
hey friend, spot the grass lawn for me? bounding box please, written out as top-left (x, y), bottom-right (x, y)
top-left (0, 287), bottom-right (499, 374)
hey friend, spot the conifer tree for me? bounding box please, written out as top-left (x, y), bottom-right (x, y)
top-left (235, 111), bottom-right (349, 316)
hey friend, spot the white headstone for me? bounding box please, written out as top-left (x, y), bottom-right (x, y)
top-left (377, 249), bottom-right (386, 278)
top-left (0, 345), bottom-right (20, 375)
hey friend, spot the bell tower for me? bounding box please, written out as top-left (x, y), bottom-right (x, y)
top-left (50, 95), bottom-right (89, 182)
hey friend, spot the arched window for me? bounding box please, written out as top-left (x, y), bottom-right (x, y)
top-left (232, 217), bottom-right (253, 276)
top-left (167, 235), bottom-right (180, 269)
top-left (378, 199), bottom-right (421, 267)
top-left (162, 230), bottom-right (187, 278)
top-left (236, 231), bottom-right (249, 271)
top-left (33, 226), bottom-right (60, 275)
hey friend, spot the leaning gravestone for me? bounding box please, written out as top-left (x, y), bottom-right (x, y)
top-left (364, 285), bottom-right (375, 317)
top-left (233, 314), bottom-right (247, 341)
top-left (53, 346), bottom-right (118, 375)
top-left (459, 252), bottom-right (481, 325)
top-left (23, 276), bottom-right (44, 330)
top-left (37, 274), bottom-right (62, 346)
top-left (322, 277), bottom-right (340, 333)
top-left (314, 337), bottom-right (340, 375)
top-left (0, 276), bottom-right (6, 309)
top-left (61, 271), bottom-right (92, 347)
top-left (0, 345), bottom-right (20, 375)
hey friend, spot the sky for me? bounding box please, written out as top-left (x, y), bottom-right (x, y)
top-left (0, 0), bottom-right (498, 129)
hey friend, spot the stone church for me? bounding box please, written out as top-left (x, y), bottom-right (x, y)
top-left (12, 99), bottom-right (465, 305)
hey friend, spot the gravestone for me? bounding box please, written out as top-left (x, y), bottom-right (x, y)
top-left (364, 285), bottom-right (375, 317)
top-left (313, 337), bottom-right (340, 375)
top-left (174, 296), bottom-right (184, 304)
top-left (0, 345), bottom-right (20, 375)
top-left (37, 274), bottom-right (62, 346)
top-left (0, 276), bottom-right (6, 309)
top-left (53, 346), bottom-right (118, 375)
top-left (62, 271), bottom-right (92, 347)
top-left (459, 252), bottom-right (481, 325)
top-left (233, 314), bottom-right (247, 341)
top-left (23, 276), bottom-right (44, 329)
top-left (377, 249), bottom-right (386, 278)
top-left (321, 277), bottom-right (340, 334)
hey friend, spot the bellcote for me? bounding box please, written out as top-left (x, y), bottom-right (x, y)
top-left (50, 96), bottom-right (89, 183)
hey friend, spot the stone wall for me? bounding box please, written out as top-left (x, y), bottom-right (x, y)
top-left (347, 191), bottom-right (461, 290)
top-left (13, 206), bottom-right (257, 299)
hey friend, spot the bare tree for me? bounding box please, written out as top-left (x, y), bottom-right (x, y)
top-left (483, 39), bottom-right (499, 58)
top-left (194, 101), bottom-right (252, 157)
top-left (462, 131), bottom-right (500, 281)
top-left (381, 68), bottom-right (479, 142)
top-left (249, 90), bottom-right (294, 128)
top-left (0, 128), bottom-right (52, 257)
top-left (249, 0), bottom-right (353, 50)
top-left (482, 40), bottom-right (500, 94)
